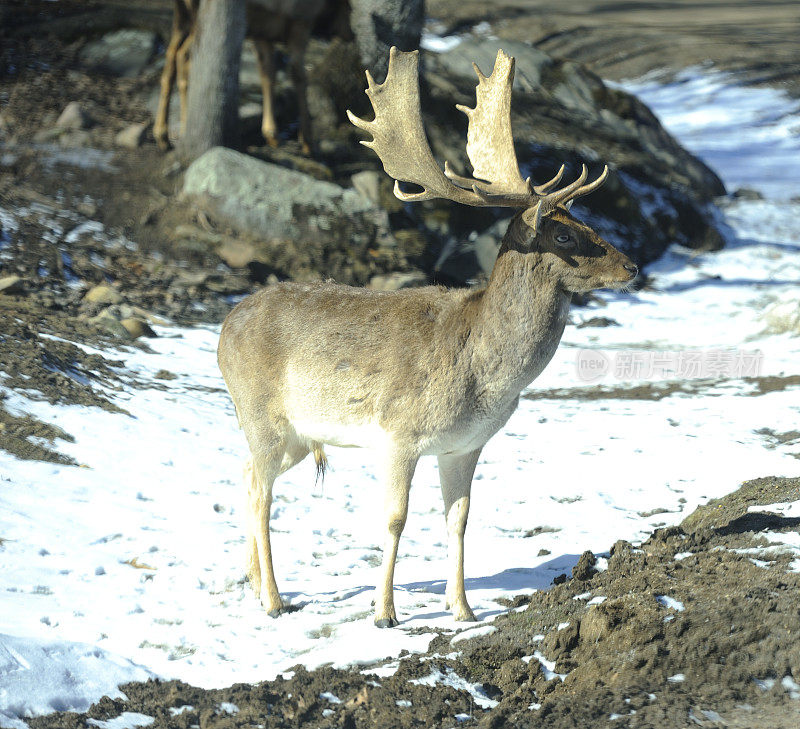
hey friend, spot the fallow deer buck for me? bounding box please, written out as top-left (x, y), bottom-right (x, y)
top-left (154, 0), bottom-right (349, 153)
top-left (218, 47), bottom-right (637, 627)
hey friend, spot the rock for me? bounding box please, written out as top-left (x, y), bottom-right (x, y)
top-left (204, 274), bottom-right (250, 295)
top-left (368, 271), bottom-right (427, 291)
top-left (115, 122), bottom-right (148, 149)
top-left (76, 199), bottom-right (98, 217)
top-left (55, 102), bottom-right (92, 131)
top-left (351, 170), bottom-right (382, 206)
top-left (88, 313), bottom-right (132, 339)
top-left (84, 285), bottom-right (123, 305)
top-left (216, 240), bottom-right (257, 269)
top-left (79, 30), bottom-right (158, 77)
top-left (576, 316), bottom-right (621, 329)
top-left (182, 147), bottom-right (393, 285)
top-left (732, 187), bottom-right (764, 200)
top-left (0, 275), bottom-right (24, 295)
top-left (762, 296), bottom-right (800, 336)
top-left (120, 318), bottom-right (156, 339)
top-left (425, 39), bottom-right (726, 269)
top-left (434, 220), bottom-right (505, 285)
top-left (350, 0), bottom-right (424, 78)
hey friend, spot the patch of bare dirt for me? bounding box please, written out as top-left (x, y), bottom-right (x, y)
top-left (524, 373), bottom-right (800, 402)
top-left (32, 476), bottom-right (800, 728)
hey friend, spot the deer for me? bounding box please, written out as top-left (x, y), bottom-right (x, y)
top-left (217, 47), bottom-right (638, 628)
top-left (153, 0), bottom-right (349, 154)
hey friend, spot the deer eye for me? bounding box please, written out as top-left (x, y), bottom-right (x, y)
top-left (555, 234), bottom-right (572, 245)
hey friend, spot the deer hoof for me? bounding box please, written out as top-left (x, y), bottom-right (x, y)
top-left (267, 606), bottom-right (286, 618)
top-left (374, 617), bottom-right (399, 629)
top-left (154, 132), bottom-right (172, 152)
top-left (453, 606), bottom-right (477, 622)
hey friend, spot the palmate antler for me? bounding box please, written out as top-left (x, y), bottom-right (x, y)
top-left (347, 47), bottom-right (608, 232)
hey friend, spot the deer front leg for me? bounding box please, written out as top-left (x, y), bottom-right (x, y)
top-left (438, 450), bottom-right (481, 622)
top-left (153, 28), bottom-right (186, 151)
top-left (253, 39), bottom-right (278, 148)
top-left (287, 25), bottom-right (313, 156)
top-left (375, 449), bottom-right (418, 628)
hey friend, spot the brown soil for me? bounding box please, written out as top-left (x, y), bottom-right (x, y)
top-left (31, 476), bottom-right (800, 728)
top-left (524, 373), bottom-right (800, 402)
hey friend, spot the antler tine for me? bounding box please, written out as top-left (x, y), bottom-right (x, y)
top-left (547, 164), bottom-right (588, 206)
top-left (533, 164), bottom-right (565, 194)
top-left (348, 47), bottom-right (505, 207)
top-left (564, 165), bottom-right (609, 202)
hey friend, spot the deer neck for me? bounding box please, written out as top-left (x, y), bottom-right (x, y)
top-left (466, 224), bottom-right (571, 402)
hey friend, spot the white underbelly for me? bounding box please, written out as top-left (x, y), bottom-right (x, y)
top-left (291, 417), bottom-right (390, 449)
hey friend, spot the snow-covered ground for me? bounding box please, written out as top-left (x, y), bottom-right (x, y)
top-left (3, 71), bottom-right (800, 726)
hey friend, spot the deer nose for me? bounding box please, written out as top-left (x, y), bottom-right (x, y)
top-left (623, 263), bottom-right (638, 277)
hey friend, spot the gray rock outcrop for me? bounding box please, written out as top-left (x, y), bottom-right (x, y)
top-left (182, 147), bottom-right (395, 285)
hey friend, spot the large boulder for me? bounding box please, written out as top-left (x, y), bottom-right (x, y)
top-left (181, 147), bottom-right (397, 285)
top-left (79, 29), bottom-right (158, 77)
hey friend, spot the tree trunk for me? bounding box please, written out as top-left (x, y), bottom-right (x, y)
top-left (179, 0), bottom-right (246, 161)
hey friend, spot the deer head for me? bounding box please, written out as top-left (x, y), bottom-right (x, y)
top-left (347, 47), bottom-right (638, 293)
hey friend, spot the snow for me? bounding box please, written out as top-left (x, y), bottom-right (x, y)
top-left (522, 651), bottom-right (567, 682)
top-left (449, 625), bottom-right (497, 645)
top-left (410, 668), bottom-right (498, 709)
top-left (86, 714), bottom-right (154, 729)
top-left (3, 70), bottom-right (800, 725)
top-left (0, 634), bottom-right (151, 729)
top-left (619, 68), bottom-right (800, 200)
top-left (655, 596), bottom-right (685, 612)
top-left (748, 501), bottom-right (800, 518)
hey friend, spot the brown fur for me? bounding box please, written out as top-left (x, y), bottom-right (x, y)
top-left (218, 207), bottom-right (637, 626)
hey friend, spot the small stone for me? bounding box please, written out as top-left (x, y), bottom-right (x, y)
top-left (115, 122), bottom-right (148, 149)
top-left (84, 285), bottom-right (123, 305)
top-left (76, 199), bottom-right (98, 217)
top-left (120, 317), bottom-right (156, 339)
top-left (55, 101), bottom-right (92, 131)
top-left (216, 240), bottom-right (257, 269)
top-left (0, 275), bottom-right (24, 295)
top-left (577, 316), bottom-right (620, 329)
top-left (89, 315), bottom-right (132, 339)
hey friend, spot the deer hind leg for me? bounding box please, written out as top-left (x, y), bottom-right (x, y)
top-left (286, 24), bottom-right (313, 155)
top-left (154, 26), bottom-right (186, 151)
top-left (176, 33), bottom-right (194, 137)
top-left (245, 434), bottom-right (291, 617)
top-left (438, 450), bottom-right (481, 622)
top-left (253, 39), bottom-right (278, 147)
top-left (375, 448), bottom-right (419, 628)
